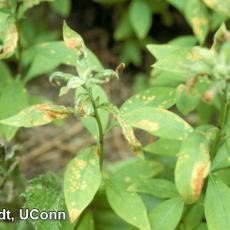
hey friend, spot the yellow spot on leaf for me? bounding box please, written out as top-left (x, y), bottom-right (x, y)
top-left (136, 120), bottom-right (160, 132)
top-left (192, 17), bottom-right (208, 39)
top-left (191, 162), bottom-right (210, 201)
top-left (69, 208), bottom-right (79, 223)
top-left (187, 47), bottom-right (202, 62)
top-left (74, 159), bottom-right (86, 169)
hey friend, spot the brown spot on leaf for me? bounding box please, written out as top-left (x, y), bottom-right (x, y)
top-left (65, 37), bottom-right (83, 50)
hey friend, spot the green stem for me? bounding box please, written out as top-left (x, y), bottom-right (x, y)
top-left (210, 85), bottom-right (229, 160)
top-left (89, 90), bottom-right (104, 168)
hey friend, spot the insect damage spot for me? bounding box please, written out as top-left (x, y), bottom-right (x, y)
top-left (191, 162), bottom-right (210, 201)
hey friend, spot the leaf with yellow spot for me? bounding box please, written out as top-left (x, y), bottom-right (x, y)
top-left (64, 146), bottom-right (101, 223)
top-left (23, 41), bottom-right (102, 82)
top-left (123, 107), bottom-right (193, 140)
top-left (203, 0), bottom-right (230, 18)
top-left (120, 87), bottom-right (175, 113)
top-left (185, 0), bottom-right (209, 44)
top-left (151, 45), bottom-right (213, 76)
top-left (63, 21), bottom-right (92, 77)
top-left (175, 131), bottom-right (210, 204)
top-left (63, 20), bottom-right (86, 52)
top-left (105, 178), bottom-right (151, 230)
top-left (0, 14), bottom-right (18, 59)
top-left (0, 104), bottom-right (72, 127)
top-left (205, 176), bottom-right (230, 230)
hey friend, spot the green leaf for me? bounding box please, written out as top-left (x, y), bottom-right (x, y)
top-left (114, 12), bottom-right (133, 41)
top-left (144, 138), bottom-right (181, 156)
top-left (147, 44), bottom-right (184, 60)
top-left (169, 35), bottom-right (197, 46)
top-left (0, 61), bottom-right (13, 90)
top-left (123, 107), bottom-right (193, 140)
top-left (205, 176), bottom-right (230, 230)
top-left (175, 131), bottom-right (210, 204)
top-left (22, 41), bottom-right (102, 82)
top-left (105, 178), bottom-right (151, 230)
top-left (121, 40), bottom-right (142, 66)
top-left (0, 81), bottom-right (28, 140)
top-left (185, 0), bottom-right (209, 44)
top-left (203, 0), bottom-right (230, 17)
top-left (64, 146), bottom-right (101, 223)
top-left (76, 210), bottom-right (94, 230)
top-left (120, 87), bottom-right (175, 113)
top-left (50, 0), bottom-right (71, 17)
top-left (18, 0), bottom-right (53, 18)
top-left (23, 173), bottom-right (66, 230)
top-left (176, 84), bottom-right (200, 115)
top-left (184, 201), bottom-right (204, 230)
top-left (110, 159), bottom-right (164, 187)
top-left (151, 46), bottom-right (213, 75)
top-left (211, 143), bottom-right (230, 171)
top-left (0, 14), bottom-right (18, 59)
top-left (63, 21), bottom-right (103, 77)
top-left (149, 197), bottom-right (184, 230)
top-left (0, 104), bottom-right (72, 128)
top-left (129, 0), bottom-right (152, 39)
top-left (128, 179), bottom-right (178, 199)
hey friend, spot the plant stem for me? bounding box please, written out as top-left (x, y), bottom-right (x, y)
top-left (89, 90), bottom-right (104, 168)
top-left (210, 84), bottom-right (229, 160)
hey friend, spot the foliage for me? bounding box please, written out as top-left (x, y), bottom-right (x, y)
top-left (1, 18), bottom-right (230, 229)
